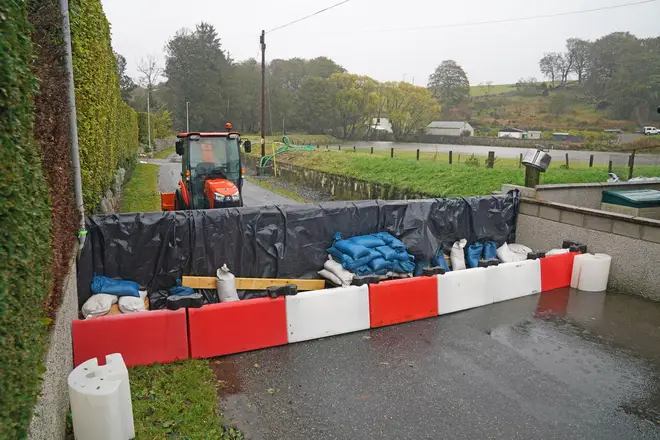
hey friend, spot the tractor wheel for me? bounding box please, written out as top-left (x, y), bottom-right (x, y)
top-left (174, 189), bottom-right (186, 211)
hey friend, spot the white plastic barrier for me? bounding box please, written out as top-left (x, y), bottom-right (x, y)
top-left (286, 286), bottom-right (370, 343)
top-left (571, 253), bottom-right (612, 292)
top-left (68, 353), bottom-right (134, 440)
top-left (437, 268), bottom-right (490, 315)
top-left (489, 260), bottom-right (542, 303)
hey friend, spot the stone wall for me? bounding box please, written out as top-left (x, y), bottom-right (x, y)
top-left (518, 197), bottom-right (660, 300)
top-left (242, 154), bottom-right (434, 200)
top-left (27, 250), bottom-right (78, 440)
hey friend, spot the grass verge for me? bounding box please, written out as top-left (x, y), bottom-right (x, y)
top-left (120, 163), bottom-right (160, 213)
top-left (130, 360), bottom-right (240, 439)
top-left (154, 146), bottom-right (175, 159)
top-left (245, 176), bottom-right (312, 203)
top-left (271, 149), bottom-right (660, 197)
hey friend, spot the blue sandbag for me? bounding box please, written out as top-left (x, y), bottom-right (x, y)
top-left (392, 260), bottom-right (415, 274)
top-left (343, 254), bottom-right (375, 271)
top-left (349, 235), bottom-right (386, 248)
top-left (91, 275), bottom-right (139, 298)
top-left (484, 241), bottom-right (498, 260)
top-left (372, 232), bottom-right (406, 252)
top-left (432, 253), bottom-right (451, 271)
top-left (327, 246), bottom-right (344, 261)
top-left (369, 257), bottom-right (393, 271)
top-left (414, 261), bottom-right (429, 276)
top-left (466, 242), bottom-right (484, 268)
top-left (334, 239), bottom-right (371, 260)
top-left (353, 265), bottom-right (374, 276)
top-left (169, 279), bottom-right (195, 297)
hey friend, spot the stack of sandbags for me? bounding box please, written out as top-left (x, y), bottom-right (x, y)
top-left (326, 232), bottom-right (415, 277)
top-left (82, 275), bottom-right (142, 318)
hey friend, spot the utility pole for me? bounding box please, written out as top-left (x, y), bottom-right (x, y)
top-left (186, 101), bottom-right (189, 132)
top-left (260, 30), bottom-right (266, 172)
top-left (147, 90), bottom-right (151, 151)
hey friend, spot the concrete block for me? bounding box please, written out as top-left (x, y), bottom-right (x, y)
top-left (642, 225), bottom-right (660, 244)
top-left (502, 184), bottom-right (536, 198)
top-left (520, 202), bottom-right (539, 216)
top-left (583, 215), bottom-right (613, 232)
top-left (612, 220), bottom-right (642, 239)
top-left (539, 206), bottom-right (561, 221)
top-left (561, 210), bottom-right (584, 227)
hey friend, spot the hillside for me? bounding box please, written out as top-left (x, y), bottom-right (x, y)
top-left (466, 83), bottom-right (638, 133)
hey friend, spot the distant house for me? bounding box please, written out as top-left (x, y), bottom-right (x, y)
top-left (552, 132), bottom-right (584, 142)
top-left (425, 121), bottom-right (474, 137)
top-left (527, 130), bottom-right (542, 140)
top-left (371, 117), bottom-right (393, 134)
top-left (497, 128), bottom-right (526, 139)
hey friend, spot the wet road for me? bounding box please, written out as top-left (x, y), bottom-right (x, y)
top-left (343, 141), bottom-right (660, 167)
top-left (213, 289), bottom-right (660, 440)
top-left (144, 155), bottom-right (298, 206)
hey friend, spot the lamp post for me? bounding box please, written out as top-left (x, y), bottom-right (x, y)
top-left (186, 101), bottom-right (190, 132)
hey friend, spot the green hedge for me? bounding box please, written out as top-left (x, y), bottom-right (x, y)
top-left (0, 1), bottom-right (53, 438)
top-left (69, 0), bottom-right (139, 209)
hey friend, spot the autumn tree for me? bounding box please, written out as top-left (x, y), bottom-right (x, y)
top-left (383, 82), bottom-right (439, 141)
top-left (427, 60), bottom-right (470, 107)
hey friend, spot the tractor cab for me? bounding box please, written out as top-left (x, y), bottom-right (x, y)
top-left (161, 123), bottom-right (252, 211)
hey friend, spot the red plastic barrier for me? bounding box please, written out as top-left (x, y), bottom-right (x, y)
top-left (369, 277), bottom-right (438, 328)
top-left (188, 297), bottom-right (287, 359)
top-left (540, 252), bottom-right (578, 292)
top-left (72, 309), bottom-right (188, 367)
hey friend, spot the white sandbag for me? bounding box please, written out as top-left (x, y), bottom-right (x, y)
top-left (216, 264), bottom-right (239, 302)
top-left (546, 248), bottom-right (570, 256)
top-left (450, 239), bottom-right (467, 270)
top-left (118, 290), bottom-right (147, 314)
top-left (571, 253), bottom-right (612, 292)
top-left (82, 294), bottom-right (118, 319)
top-left (324, 256), bottom-right (354, 286)
top-left (497, 242), bottom-right (532, 263)
top-left (318, 269), bottom-right (343, 286)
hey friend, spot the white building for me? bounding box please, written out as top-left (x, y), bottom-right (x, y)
top-left (527, 130), bottom-right (542, 140)
top-left (498, 128), bottom-right (526, 139)
top-left (425, 121), bottom-right (474, 137)
top-left (371, 117), bottom-right (393, 133)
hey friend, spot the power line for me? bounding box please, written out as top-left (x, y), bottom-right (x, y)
top-left (267, 0), bottom-right (352, 33)
top-left (368, 0), bottom-right (658, 33)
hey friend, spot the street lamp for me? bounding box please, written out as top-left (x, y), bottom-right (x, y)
top-left (186, 101), bottom-right (190, 132)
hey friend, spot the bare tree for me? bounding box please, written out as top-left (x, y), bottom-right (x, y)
top-left (136, 55), bottom-right (163, 150)
top-left (556, 53), bottom-right (573, 85)
top-left (539, 53), bottom-right (559, 87)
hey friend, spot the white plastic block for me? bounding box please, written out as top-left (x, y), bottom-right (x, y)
top-left (437, 268), bottom-right (490, 315)
top-left (571, 253), bottom-right (612, 292)
top-left (68, 353), bottom-right (134, 440)
top-left (285, 286), bottom-right (370, 343)
top-left (490, 260), bottom-right (542, 303)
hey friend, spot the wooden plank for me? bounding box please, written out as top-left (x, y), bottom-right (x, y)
top-left (182, 276), bottom-right (324, 291)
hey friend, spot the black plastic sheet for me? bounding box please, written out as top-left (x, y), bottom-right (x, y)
top-left (77, 192), bottom-right (519, 308)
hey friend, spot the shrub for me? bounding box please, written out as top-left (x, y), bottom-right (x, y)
top-left (0, 2), bottom-right (53, 438)
top-left (464, 154), bottom-right (481, 167)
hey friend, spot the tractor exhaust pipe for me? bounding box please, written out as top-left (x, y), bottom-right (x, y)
top-left (60, 0), bottom-right (86, 253)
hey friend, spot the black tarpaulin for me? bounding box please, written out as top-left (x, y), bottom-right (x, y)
top-left (77, 192), bottom-right (519, 308)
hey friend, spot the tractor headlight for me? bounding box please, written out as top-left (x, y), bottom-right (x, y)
top-left (214, 191), bottom-right (240, 203)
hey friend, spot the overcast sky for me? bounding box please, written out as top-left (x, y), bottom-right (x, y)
top-left (102, 0), bottom-right (660, 86)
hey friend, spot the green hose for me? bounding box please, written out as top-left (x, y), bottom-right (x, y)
top-left (259, 136), bottom-right (315, 170)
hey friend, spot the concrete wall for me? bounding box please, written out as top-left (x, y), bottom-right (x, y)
top-left (28, 253), bottom-right (77, 440)
top-left (535, 181), bottom-right (660, 210)
top-left (517, 198), bottom-right (660, 300)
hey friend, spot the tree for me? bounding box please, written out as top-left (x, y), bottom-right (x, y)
top-left (539, 53), bottom-right (560, 87)
top-left (164, 22), bottom-right (231, 132)
top-left (330, 73), bottom-right (378, 139)
top-left (479, 81), bottom-right (493, 96)
top-left (556, 53), bottom-right (573, 85)
top-left (294, 77), bottom-right (338, 134)
top-left (566, 38), bottom-right (590, 83)
top-left (427, 60), bottom-right (470, 107)
top-left (382, 82), bottom-right (439, 141)
top-left (137, 54), bottom-right (162, 98)
top-left (115, 52), bottom-right (136, 102)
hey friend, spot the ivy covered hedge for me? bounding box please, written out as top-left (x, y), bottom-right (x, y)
top-left (69, 0), bottom-right (139, 208)
top-left (0, 1), bottom-right (53, 438)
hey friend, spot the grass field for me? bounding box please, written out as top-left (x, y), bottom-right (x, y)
top-left (154, 146), bottom-right (175, 159)
top-left (119, 164), bottom-right (160, 213)
top-left (271, 149), bottom-right (660, 197)
top-left (470, 83), bottom-right (516, 97)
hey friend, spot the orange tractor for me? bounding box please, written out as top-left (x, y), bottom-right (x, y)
top-left (161, 123), bottom-right (252, 211)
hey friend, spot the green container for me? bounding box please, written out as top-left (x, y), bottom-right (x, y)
top-left (601, 189), bottom-right (660, 208)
